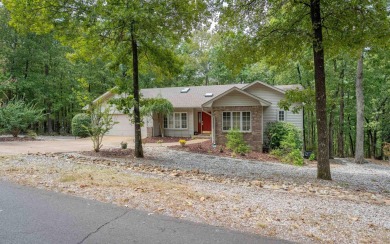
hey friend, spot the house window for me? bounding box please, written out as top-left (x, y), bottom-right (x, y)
top-left (222, 112), bottom-right (231, 130)
top-left (164, 112), bottom-right (187, 129)
top-left (242, 112), bottom-right (251, 131)
top-left (222, 111), bottom-right (251, 132)
top-left (278, 110), bottom-right (286, 121)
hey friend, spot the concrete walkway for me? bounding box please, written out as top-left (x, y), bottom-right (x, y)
top-left (0, 136), bottom-right (208, 155)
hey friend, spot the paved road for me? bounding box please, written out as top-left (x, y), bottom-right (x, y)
top-left (0, 182), bottom-right (289, 244)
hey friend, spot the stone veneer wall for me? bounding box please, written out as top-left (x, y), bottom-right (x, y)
top-left (213, 106), bottom-right (263, 151)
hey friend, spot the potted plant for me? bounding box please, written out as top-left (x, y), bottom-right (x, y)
top-left (120, 141), bottom-right (128, 149)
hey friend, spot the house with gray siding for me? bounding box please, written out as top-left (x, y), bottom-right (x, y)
top-left (95, 81), bottom-right (303, 151)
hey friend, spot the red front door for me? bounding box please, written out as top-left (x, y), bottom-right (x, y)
top-left (201, 112), bottom-right (211, 133)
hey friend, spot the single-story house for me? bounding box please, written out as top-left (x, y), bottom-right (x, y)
top-left (94, 81), bottom-right (303, 151)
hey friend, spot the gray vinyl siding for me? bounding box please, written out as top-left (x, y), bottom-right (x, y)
top-left (212, 90), bottom-right (260, 107)
top-left (163, 108), bottom-right (194, 138)
top-left (244, 83), bottom-right (303, 137)
top-left (245, 84), bottom-right (285, 128)
top-left (285, 106), bottom-right (303, 131)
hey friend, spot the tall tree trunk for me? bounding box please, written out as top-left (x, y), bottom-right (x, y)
top-left (310, 0), bottom-right (331, 180)
top-left (348, 115), bottom-right (355, 156)
top-left (329, 108), bottom-right (334, 159)
top-left (297, 63), bottom-right (307, 151)
top-left (47, 106), bottom-right (52, 134)
top-left (355, 51), bottom-right (365, 164)
top-left (338, 80), bottom-right (345, 157)
top-left (131, 22), bottom-right (144, 158)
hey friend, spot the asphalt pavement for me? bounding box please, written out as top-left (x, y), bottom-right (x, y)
top-left (0, 181), bottom-right (290, 244)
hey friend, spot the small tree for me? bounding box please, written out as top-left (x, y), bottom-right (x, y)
top-left (87, 105), bottom-right (117, 152)
top-left (0, 98), bottom-right (43, 137)
top-left (143, 98), bottom-right (173, 137)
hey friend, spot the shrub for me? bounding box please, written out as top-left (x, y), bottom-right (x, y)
top-left (26, 130), bottom-right (37, 139)
top-left (226, 130), bottom-right (251, 154)
top-left (267, 122), bottom-right (303, 166)
top-left (309, 153), bottom-right (316, 161)
top-left (264, 121), bottom-right (302, 150)
top-left (284, 149), bottom-right (304, 166)
top-left (71, 113), bottom-right (91, 138)
top-left (120, 141), bottom-right (128, 149)
top-left (0, 98), bottom-right (43, 137)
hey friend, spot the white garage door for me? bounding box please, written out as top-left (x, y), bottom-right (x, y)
top-left (107, 115), bottom-right (135, 136)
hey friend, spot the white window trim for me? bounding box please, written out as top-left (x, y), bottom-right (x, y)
top-left (222, 111), bottom-right (252, 132)
top-left (164, 112), bottom-right (188, 130)
top-left (278, 110), bottom-right (286, 121)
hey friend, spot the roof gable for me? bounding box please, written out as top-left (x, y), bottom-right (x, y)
top-left (202, 87), bottom-right (272, 108)
top-left (242, 81), bottom-right (286, 94)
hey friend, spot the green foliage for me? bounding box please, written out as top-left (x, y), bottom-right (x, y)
top-left (71, 113), bottom-right (91, 138)
top-left (284, 149), bottom-right (304, 166)
top-left (264, 122), bottom-right (302, 150)
top-left (225, 130), bottom-right (251, 154)
top-left (26, 130), bottom-right (37, 139)
top-left (143, 97), bottom-right (173, 137)
top-left (0, 98), bottom-right (43, 137)
top-left (309, 153), bottom-right (316, 161)
top-left (267, 122), bottom-right (303, 166)
top-left (87, 105), bottom-right (118, 152)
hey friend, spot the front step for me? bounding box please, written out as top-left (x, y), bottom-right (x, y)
top-left (192, 133), bottom-right (211, 139)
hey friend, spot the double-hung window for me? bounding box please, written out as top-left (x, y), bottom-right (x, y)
top-left (164, 112), bottom-right (187, 129)
top-left (278, 110), bottom-right (286, 121)
top-left (222, 111), bottom-right (251, 132)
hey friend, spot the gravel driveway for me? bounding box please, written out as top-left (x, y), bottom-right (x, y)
top-left (1, 143), bottom-right (389, 243)
top-left (142, 147), bottom-right (390, 195)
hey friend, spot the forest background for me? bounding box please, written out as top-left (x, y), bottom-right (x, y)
top-left (0, 1), bottom-right (389, 162)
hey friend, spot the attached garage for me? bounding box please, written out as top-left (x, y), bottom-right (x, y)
top-left (107, 114), bottom-right (148, 137)
top-left (107, 115), bottom-right (134, 136)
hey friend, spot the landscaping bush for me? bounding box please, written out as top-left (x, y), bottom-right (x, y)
top-left (264, 121), bottom-right (302, 150)
top-left (71, 113), bottom-right (91, 138)
top-left (26, 130), bottom-right (38, 139)
top-left (226, 130), bottom-right (251, 154)
top-left (309, 152), bottom-right (316, 161)
top-left (0, 98), bottom-right (43, 137)
top-left (266, 121), bottom-right (303, 166)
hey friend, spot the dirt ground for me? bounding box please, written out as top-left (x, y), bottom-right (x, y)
top-left (0, 136), bottom-right (208, 155)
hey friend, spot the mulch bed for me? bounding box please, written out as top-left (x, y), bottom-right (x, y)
top-left (170, 140), bottom-right (278, 162)
top-left (142, 137), bottom-right (192, 143)
top-left (0, 136), bottom-right (38, 142)
top-left (79, 148), bottom-right (135, 158)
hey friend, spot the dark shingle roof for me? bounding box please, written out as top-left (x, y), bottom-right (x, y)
top-left (141, 84), bottom-right (246, 108)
